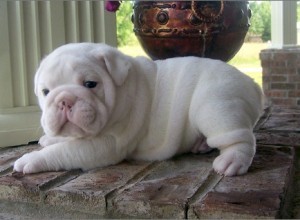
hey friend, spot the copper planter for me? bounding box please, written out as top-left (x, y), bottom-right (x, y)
top-left (132, 1), bottom-right (251, 61)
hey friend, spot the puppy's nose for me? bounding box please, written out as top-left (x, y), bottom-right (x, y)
top-left (59, 98), bottom-right (74, 110)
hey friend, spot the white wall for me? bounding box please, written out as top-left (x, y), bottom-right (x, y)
top-left (271, 1), bottom-right (297, 48)
top-left (0, 1), bottom-right (117, 147)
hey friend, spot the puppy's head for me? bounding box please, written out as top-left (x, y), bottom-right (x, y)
top-left (35, 43), bottom-right (131, 138)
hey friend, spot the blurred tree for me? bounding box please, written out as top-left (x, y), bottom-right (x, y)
top-left (116, 1), bottom-right (137, 46)
top-left (248, 2), bottom-right (271, 42)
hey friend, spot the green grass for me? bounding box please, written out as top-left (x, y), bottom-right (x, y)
top-left (228, 43), bottom-right (268, 69)
top-left (228, 42), bottom-right (268, 86)
top-left (119, 42), bottom-right (267, 87)
top-left (244, 71), bottom-right (262, 87)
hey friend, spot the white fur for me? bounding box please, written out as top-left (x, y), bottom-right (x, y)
top-left (14, 43), bottom-right (263, 176)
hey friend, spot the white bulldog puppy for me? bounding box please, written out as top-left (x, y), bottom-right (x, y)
top-left (14, 43), bottom-right (263, 176)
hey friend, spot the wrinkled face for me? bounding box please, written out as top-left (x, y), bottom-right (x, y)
top-left (35, 44), bottom-right (122, 138)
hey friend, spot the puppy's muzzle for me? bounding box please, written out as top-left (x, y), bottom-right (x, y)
top-left (59, 98), bottom-right (74, 112)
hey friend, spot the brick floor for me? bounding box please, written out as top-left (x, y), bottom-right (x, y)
top-left (0, 106), bottom-right (299, 219)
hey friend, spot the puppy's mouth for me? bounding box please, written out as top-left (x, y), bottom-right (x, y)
top-left (61, 100), bottom-right (97, 136)
top-left (42, 96), bottom-right (105, 138)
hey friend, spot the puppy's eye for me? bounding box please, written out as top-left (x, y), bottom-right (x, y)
top-left (83, 81), bottom-right (98, 89)
top-left (42, 89), bottom-right (50, 96)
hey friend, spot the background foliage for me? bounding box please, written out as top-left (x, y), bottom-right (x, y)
top-left (248, 2), bottom-right (271, 42)
top-left (116, 1), bottom-right (136, 46)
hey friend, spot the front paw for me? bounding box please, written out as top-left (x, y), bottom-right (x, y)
top-left (14, 151), bottom-right (48, 174)
top-left (39, 135), bottom-right (70, 147)
top-left (39, 135), bottom-right (51, 147)
top-left (213, 147), bottom-right (254, 176)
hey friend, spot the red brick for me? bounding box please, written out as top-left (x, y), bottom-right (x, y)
top-left (109, 154), bottom-right (216, 218)
top-left (191, 191), bottom-right (280, 218)
top-left (271, 83), bottom-right (296, 90)
top-left (255, 106), bottom-right (300, 141)
top-left (270, 61), bottom-right (287, 68)
top-left (257, 107), bottom-right (300, 131)
top-left (0, 171), bottom-right (77, 203)
top-left (0, 145), bottom-right (39, 173)
top-left (270, 67), bottom-right (296, 75)
top-left (288, 75), bottom-right (300, 82)
top-left (288, 90), bottom-right (300, 98)
top-left (0, 106), bottom-right (299, 218)
top-left (259, 51), bottom-right (273, 61)
top-left (273, 52), bottom-right (290, 61)
top-left (262, 69), bottom-right (272, 75)
top-left (264, 90), bottom-right (287, 98)
top-left (189, 145), bottom-right (294, 219)
top-left (285, 68), bottom-right (297, 75)
top-left (269, 67), bottom-right (287, 75)
top-left (45, 161), bottom-right (152, 216)
top-left (293, 152), bottom-right (300, 218)
top-left (263, 83), bottom-right (270, 91)
top-left (262, 75), bottom-right (271, 83)
top-left (271, 106), bottom-right (300, 114)
top-left (260, 60), bottom-right (271, 68)
top-left (256, 132), bottom-right (300, 147)
top-left (286, 55), bottom-right (298, 66)
top-left (271, 98), bottom-right (297, 106)
top-left (287, 59), bottom-right (298, 66)
top-left (271, 75), bottom-right (287, 82)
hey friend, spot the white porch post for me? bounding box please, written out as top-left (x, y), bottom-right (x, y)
top-left (271, 1), bottom-right (297, 48)
top-left (0, 1), bottom-right (117, 147)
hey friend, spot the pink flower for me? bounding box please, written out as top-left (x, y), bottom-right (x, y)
top-left (105, 1), bottom-right (122, 12)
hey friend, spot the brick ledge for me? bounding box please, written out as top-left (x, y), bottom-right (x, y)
top-left (0, 106), bottom-right (299, 219)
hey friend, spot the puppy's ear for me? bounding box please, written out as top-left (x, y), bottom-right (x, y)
top-left (93, 45), bottom-right (131, 86)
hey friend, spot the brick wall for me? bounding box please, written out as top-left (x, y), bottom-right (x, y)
top-left (260, 47), bottom-right (300, 107)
